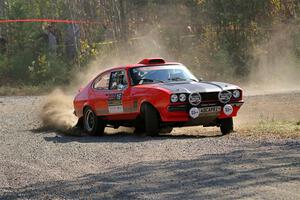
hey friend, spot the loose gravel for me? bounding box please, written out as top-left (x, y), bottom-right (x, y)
top-left (0, 94), bottom-right (299, 199)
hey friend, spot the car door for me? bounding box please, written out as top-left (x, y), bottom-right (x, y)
top-left (105, 69), bottom-right (136, 120)
top-left (89, 72), bottom-right (110, 116)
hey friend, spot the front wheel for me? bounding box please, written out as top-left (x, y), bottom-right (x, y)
top-left (83, 107), bottom-right (105, 136)
top-left (220, 117), bottom-right (233, 135)
top-left (134, 116), bottom-right (145, 134)
top-left (143, 104), bottom-right (160, 136)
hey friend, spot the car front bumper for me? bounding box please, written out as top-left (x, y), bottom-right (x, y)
top-left (160, 101), bottom-right (244, 124)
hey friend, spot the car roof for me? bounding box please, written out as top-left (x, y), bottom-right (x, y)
top-left (91, 58), bottom-right (183, 81)
top-left (125, 62), bottom-right (181, 69)
top-left (102, 58), bottom-right (182, 72)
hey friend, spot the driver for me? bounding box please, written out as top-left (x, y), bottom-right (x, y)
top-left (111, 74), bottom-right (126, 90)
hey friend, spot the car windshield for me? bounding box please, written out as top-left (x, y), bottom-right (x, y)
top-left (129, 65), bottom-right (198, 85)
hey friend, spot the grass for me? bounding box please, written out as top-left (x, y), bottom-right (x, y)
top-left (238, 120), bottom-right (300, 139)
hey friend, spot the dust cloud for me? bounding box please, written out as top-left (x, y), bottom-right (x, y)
top-left (40, 31), bottom-right (170, 134)
top-left (41, 22), bottom-right (300, 134)
top-left (237, 23), bottom-right (300, 127)
top-left (40, 5), bottom-right (186, 133)
top-left (41, 89), bottom-right (77, 132)
top-left (245, 23), bottom-right (300, 96)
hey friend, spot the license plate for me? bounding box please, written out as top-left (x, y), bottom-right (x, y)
top-left (199, 106), bottom-right (221, 113)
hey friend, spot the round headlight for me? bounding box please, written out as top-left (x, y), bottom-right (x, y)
top-left (189, 92), bottom-right (201, 106)
top-left (179, 94), bottom-right (186, 102)
top-left (170, 94), bottom-right (178, 103)
top-left (218, 90), bottom-right (232, 103)
top-left (232, 90), bottom-right (240, 98)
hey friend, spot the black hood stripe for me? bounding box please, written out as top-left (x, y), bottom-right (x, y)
top-left (158, 81), bottom-right (222, 93)
top-left (201, 81), bottom-right (223, 90)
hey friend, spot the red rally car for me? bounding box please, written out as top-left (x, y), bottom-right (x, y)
top-left (73, 58), bottom-right (244, 136)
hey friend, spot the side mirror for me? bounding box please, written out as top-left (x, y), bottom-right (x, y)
top-left (78, 87), bottom-right (83, 93)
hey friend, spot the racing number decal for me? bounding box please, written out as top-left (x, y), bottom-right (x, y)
top-left (108, 93), bottom-right (124, 113)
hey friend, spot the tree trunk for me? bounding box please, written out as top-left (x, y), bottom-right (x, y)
top-left (119, 0), bottom-right (128, 42)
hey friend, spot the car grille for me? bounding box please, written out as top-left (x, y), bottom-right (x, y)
top-left (201, 92), bottom-right (219, 102)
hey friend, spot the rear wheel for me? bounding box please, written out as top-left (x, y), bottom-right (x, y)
top-left (75, 117), bottom-right (83, 129)
top-left (143, 104), bottom-right (160, 136)
top-left (83, 107), bottom-right (105, 136)
top-left (220, 117), bottom-right (233, 135)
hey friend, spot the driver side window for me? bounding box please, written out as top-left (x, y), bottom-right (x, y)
top-left (109, 70), bottom-right (128, 90)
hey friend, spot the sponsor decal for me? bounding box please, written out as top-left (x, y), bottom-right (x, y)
top-left (108, 105), bottom-right (124, 113)
top-left (189, 107), bottom-right (200, 119)
top-left (108, 93), bottom-right (124, 113)
top-left (123, 99), bottom-right (138, 113)
top-left (223, 104), bottom-right (233, 116)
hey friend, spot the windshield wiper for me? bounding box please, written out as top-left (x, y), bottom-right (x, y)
top-left (168, 77), bottom-right (199, 82)
top-left (168, 77), bottom-right (186, 81)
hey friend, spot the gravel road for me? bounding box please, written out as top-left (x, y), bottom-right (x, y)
top-left (0, 92), bottom-right (299, 199)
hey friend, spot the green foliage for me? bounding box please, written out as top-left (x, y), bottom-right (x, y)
top-left (28, 54), bottom-right (70, 85)
top-left (0, 0), bottom-right (299, 90)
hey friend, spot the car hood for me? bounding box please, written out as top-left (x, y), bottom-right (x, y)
top-left (157, 81), bottom-right (240, 93)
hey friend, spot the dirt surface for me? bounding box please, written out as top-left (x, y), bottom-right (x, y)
top-left (0, 92), bottom-right (300, 199)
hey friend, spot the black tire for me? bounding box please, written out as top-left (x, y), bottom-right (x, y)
top-left (83, 107), bottom-right (105, 136)
top-left (143, 104), bottom-right (160, 136)
top-left (75, 117), bottom-right (84, 129)
top-left (134, 116), bottom-right (145, 134)
top-left (220, 117), bottom-right (233, 135)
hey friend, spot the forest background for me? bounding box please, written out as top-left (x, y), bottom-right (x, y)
top-left (0, 0), bottom-right (299, 94)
